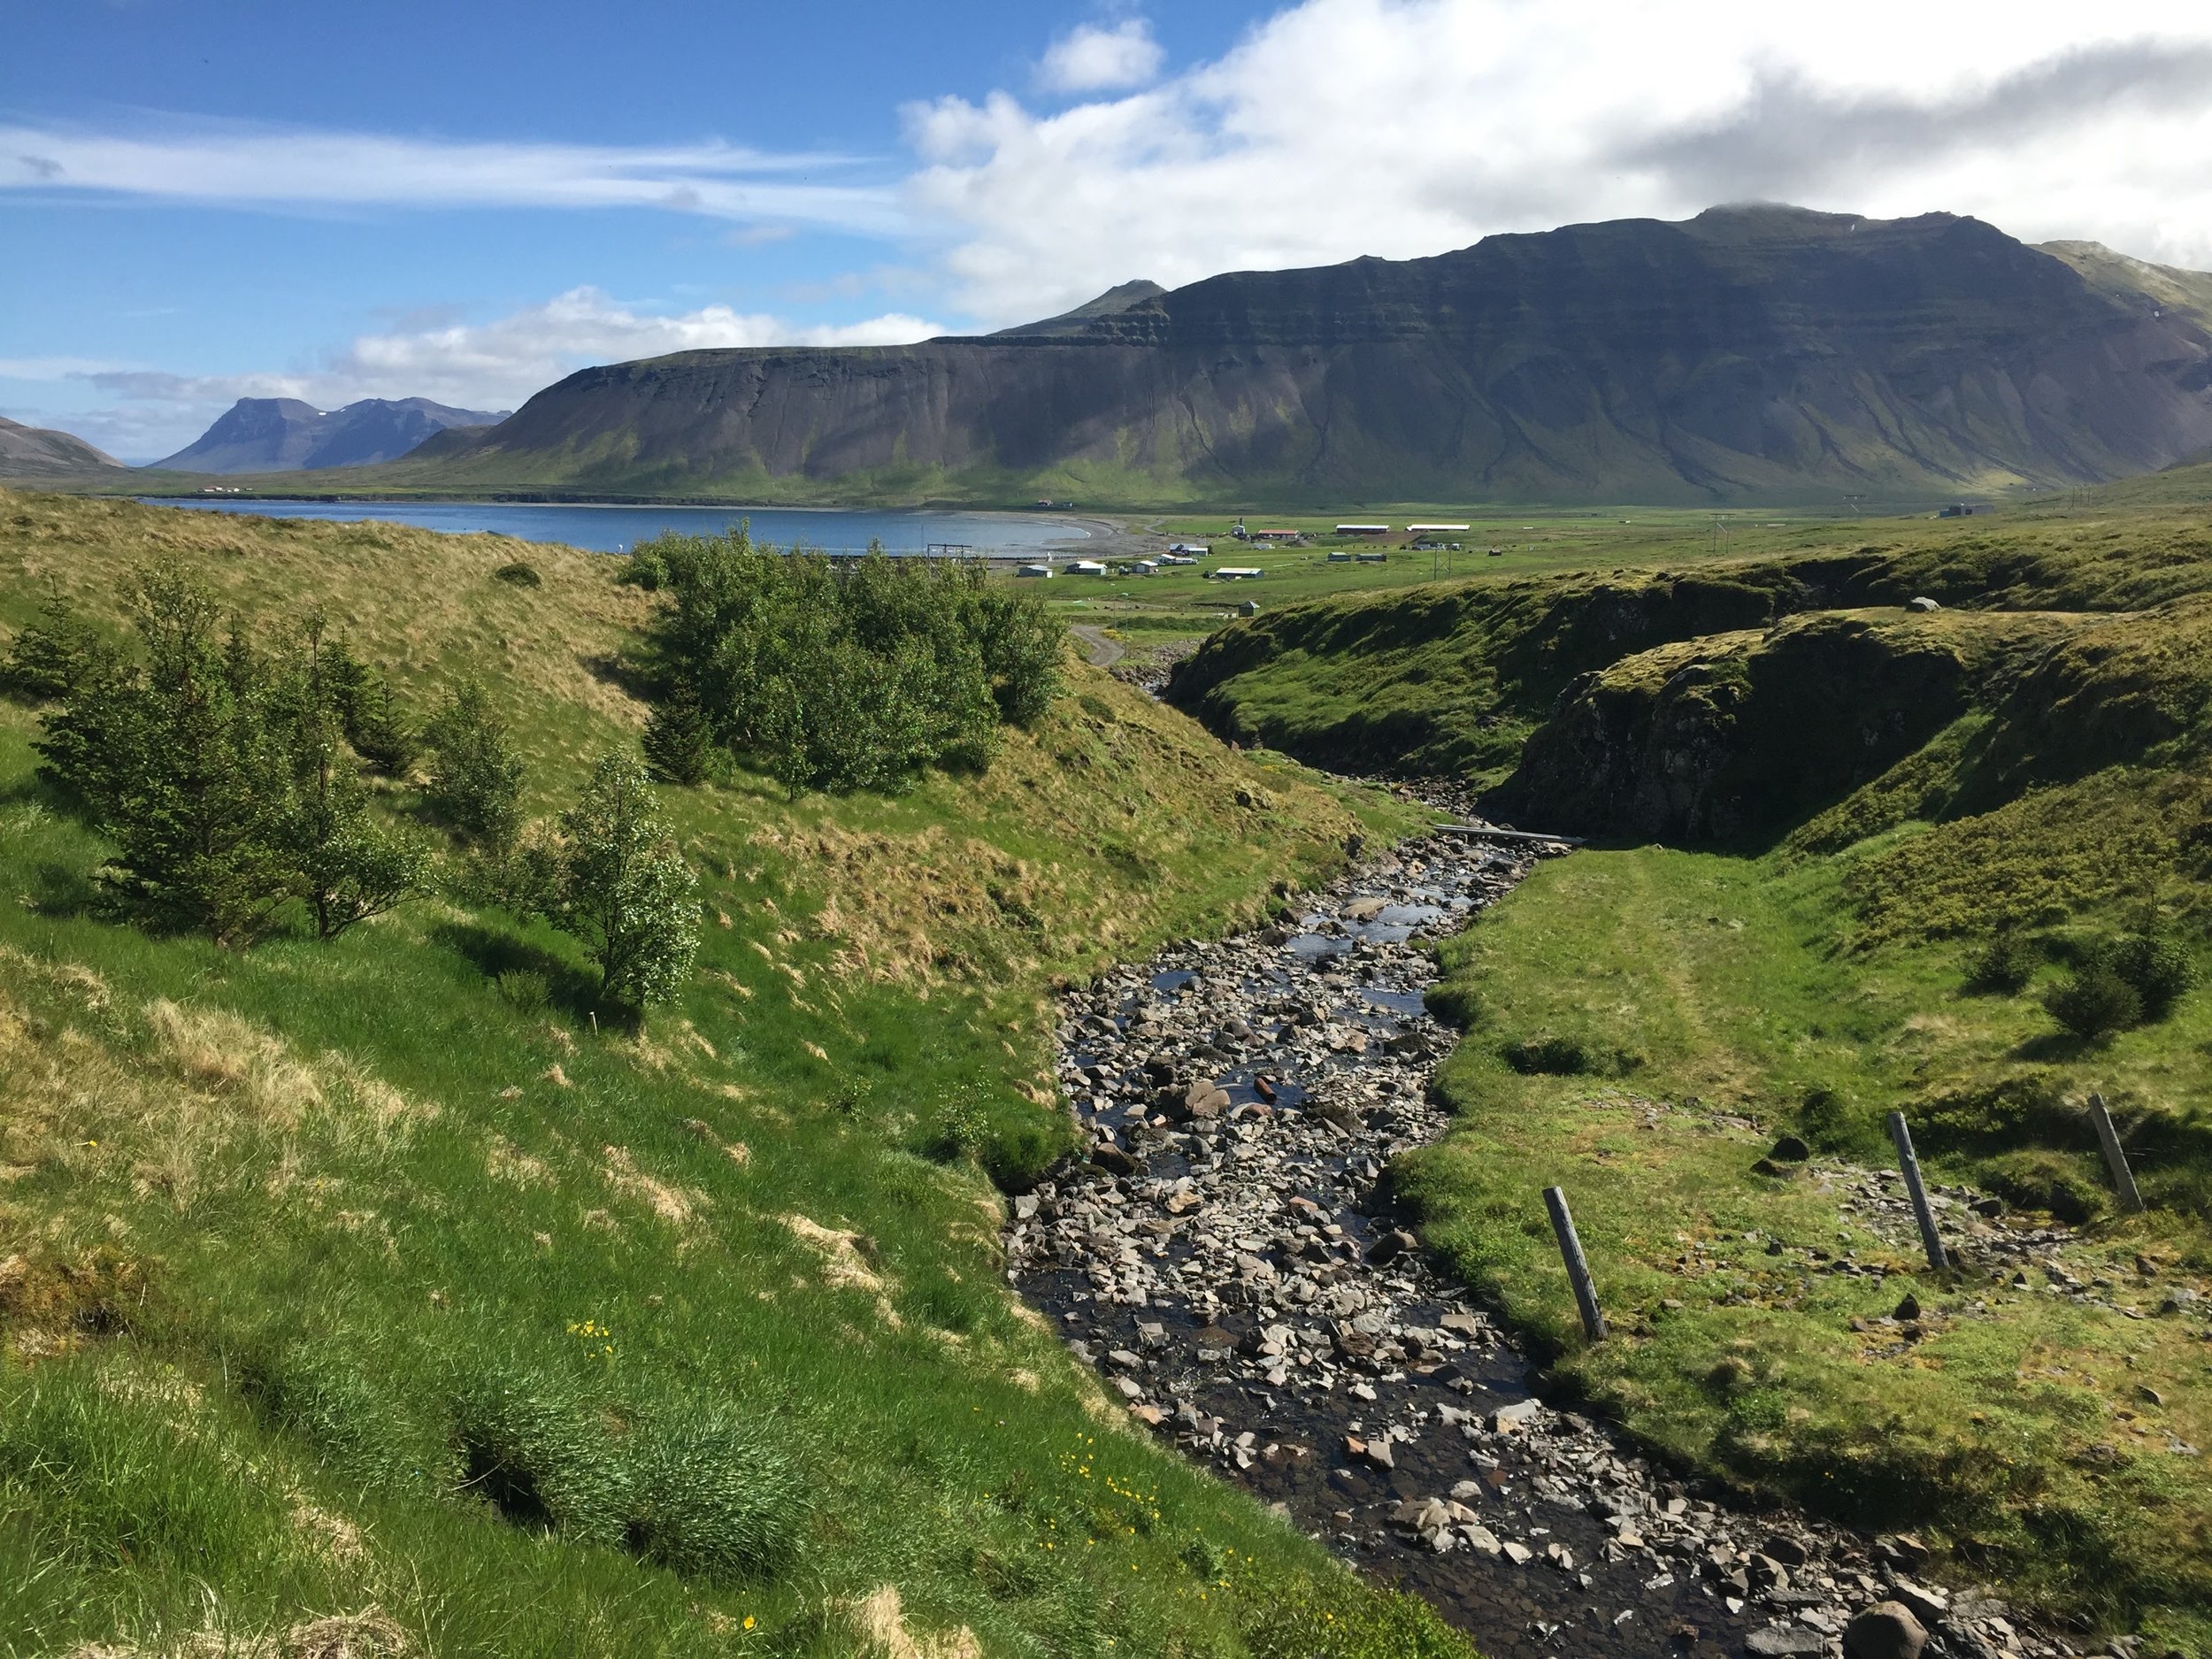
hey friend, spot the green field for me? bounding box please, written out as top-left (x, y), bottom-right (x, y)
top-left (0, 490), bottom-right (1471, 1659)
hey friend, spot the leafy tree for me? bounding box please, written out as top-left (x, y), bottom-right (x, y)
top-left (423, 679), bottom-right (526, 851)
top-left (553, 753), bottom-right (701, 1008)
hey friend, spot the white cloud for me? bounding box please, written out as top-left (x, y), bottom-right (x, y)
top-left (0, 355), bottom-right (136, 380)
top-left (908, 0), bottom-right (2212, 326)
top-left (1038, 19), bottom-right (1164, 94)
top-left (0, 117), bottom-right (902, 234)
top-left (35, 291), bottom-right (942, 458)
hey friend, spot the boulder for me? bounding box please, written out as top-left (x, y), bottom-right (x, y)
top-left (1844, 1602), bottom-right (1929, 1659)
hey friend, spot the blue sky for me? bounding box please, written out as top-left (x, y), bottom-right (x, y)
top-left (8, 0), bottom-right (2212, 460)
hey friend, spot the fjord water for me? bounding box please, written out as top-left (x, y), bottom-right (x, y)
top-left (142, 497), bottom-right (1093, 557)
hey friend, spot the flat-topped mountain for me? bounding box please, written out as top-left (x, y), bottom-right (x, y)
top-left (159, 396), bottom-right (508, 473)
top-left (393, 207), bottom-right (2212, 503)
top-left (0, 414), bottom-right (129, 480)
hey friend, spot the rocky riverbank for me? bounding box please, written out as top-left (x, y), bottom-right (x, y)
top-left (1006, 830), bottom-right (2081, 1659)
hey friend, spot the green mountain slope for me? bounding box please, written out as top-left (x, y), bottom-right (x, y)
top-left (0, 490), bottom-right (1458, 1659)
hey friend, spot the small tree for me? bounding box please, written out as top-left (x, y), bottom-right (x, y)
top-left (278, 627), bottom-right (430, 941)
top-left (2044, 966), bottom-right (2142, 1043)
top-left (423, 680), bottom-right (526, 852)
top-left (2102, 932), bottom-right (2198, 1021)
top-left (348, 672), bottom-right (420, 777)
top-left (2, 590), bottom-right (106, 703)
top-left (641, 675), bottom-right (714, 785)
top-left (554, 753), bottom-right (701, 1008)
top-left (38, 568), bottom-right (296, 944)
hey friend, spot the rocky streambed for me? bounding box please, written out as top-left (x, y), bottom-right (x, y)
top-left (1005, 829), bottom-right (2078, 1659)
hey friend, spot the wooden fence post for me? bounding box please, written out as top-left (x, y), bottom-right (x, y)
top-left (1544, 1186), bottom-right (1606, 1342)
top-left (1886, 1110), bottom-right (1948, 1271)
top-left (2086, 1093), bottom-right (2146, 1214)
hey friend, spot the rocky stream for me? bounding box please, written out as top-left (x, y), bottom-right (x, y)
top-left (1005, 826), bottom-right (2090, 1659)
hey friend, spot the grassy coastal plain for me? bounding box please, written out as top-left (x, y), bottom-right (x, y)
top-left (0, 491), bottom-right (1470, 1658)
top-left (1172, 469), bottom-right (2212, 1653)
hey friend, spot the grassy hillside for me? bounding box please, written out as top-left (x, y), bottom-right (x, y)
top-left (1165, 487), bottom-right (2212, 1651)
top-left (0, 490), bottom-right (1461, 1659)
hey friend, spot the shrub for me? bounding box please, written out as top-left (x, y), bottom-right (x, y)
top-left (1967, 930), bottom-right (2039, 994)
top-left (492, 561), bottom-right (542, 588)
top-left (2043, 966), bottom-right (2142, 1043)
top-left (2101, 932), bottom-right (2198, 1021)
top-left (634, 531), bottom-right (1061, 795)
top-left (1499, 1033), bottom-right (1591, 1075)
top-left (495, 968), bottom-right (550, 1012)
top-left (624, 1407), bottom-right (807, 1580)
top-left (552, 752), bottom-right (702, 1009)
top-left (422, 679), bottom-right (526, 852)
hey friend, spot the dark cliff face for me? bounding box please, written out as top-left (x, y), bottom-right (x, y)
top-left (414, 206), bottom-right (2212, 503)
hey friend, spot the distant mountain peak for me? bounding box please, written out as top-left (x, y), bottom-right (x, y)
top-left (156, 396), bottom-right (510, 473)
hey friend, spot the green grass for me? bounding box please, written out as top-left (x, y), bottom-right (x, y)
top-left (1402, 846), bottom-right (2212, 1650)
top-left (0, 488), bottom-right (1463, 1659)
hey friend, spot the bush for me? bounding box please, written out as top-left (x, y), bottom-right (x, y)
top-left (492, 561), bottom-right (542, 588)
top-left (1968, 930), bottom-right (2039, 994)
top-left (2101, 932), bottom-right (2198, 1021)
top-left (1499, 1033), bottom-right (1592, 1075)
top-left (552, 753), bottom-right (702, 1009)
top-left (2043, 966), bottom-right (2142, 1043)
top-left (634, 531), bottom-right (1062, 795)
top-left (422, 679), bottom-right (526, 852)
top-left (624, 1407), bottom-right (807, 1580)
top-left (495, 969), bottom-right (550, 1012)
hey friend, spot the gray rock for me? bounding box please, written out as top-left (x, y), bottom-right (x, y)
top-left (1747, 1629), bottom-right (1827, 1656)
top-left (1845, 1601), bottom-right (1929, 1659)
